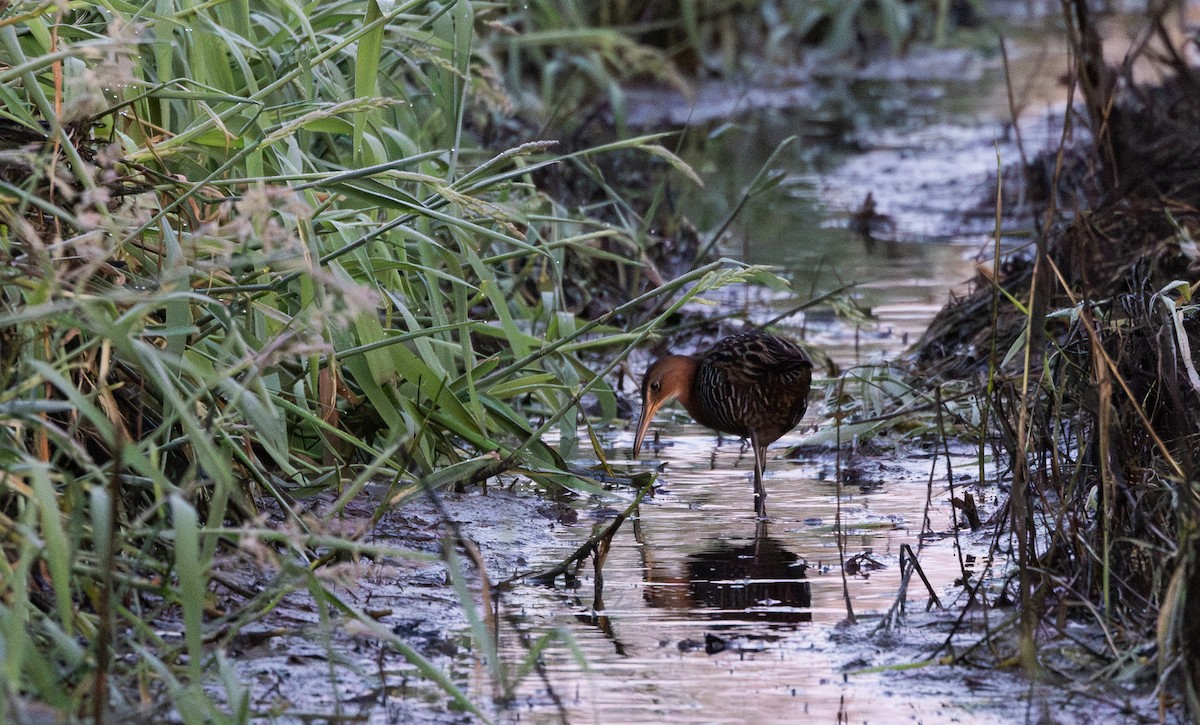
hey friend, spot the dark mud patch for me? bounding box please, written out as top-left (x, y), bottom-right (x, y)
top-left (182, 487), bottom-right (563, 724)
top-left (843, 607), bottom-right (1165, 725)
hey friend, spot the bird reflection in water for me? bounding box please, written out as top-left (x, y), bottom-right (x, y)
top-left (565, 520), bottom-right (810, 657)
top-left (642, 523), bottom-right (811, 624)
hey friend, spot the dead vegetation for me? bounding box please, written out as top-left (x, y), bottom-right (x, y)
top-left (911, 1), bottom-right (1200, 716)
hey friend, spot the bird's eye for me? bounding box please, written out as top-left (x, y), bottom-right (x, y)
top-left (650, 381), bottom-right (661, 393)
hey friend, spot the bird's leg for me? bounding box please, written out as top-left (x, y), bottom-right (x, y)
top-left (751, 434), bottom-right (768, 520)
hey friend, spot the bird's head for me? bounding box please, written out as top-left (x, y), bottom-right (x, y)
top-left (633, 355), bottom-right (697, 458)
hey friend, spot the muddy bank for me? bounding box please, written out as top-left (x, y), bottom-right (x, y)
top-left (901, 5), bottom-right (1200, 721)
top-left (186, 487), bottom-right (559, 724)
top-left (214, 439), bottom-right (1160, 724)
top-left (194, 442), bottom-right (1163, 724)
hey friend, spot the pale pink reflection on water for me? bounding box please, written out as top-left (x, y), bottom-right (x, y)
top-left (492, 425), bottom-right (1001, 724)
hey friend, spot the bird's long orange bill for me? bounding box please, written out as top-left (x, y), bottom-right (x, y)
top-left (632, 399), bottom-right (662, 459)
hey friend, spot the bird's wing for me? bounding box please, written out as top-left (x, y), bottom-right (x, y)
top-left (706, 332), bottom-right (812, 387)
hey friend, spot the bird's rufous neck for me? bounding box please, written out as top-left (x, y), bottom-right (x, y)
top-left (662, 355), bottom-right (701, 416)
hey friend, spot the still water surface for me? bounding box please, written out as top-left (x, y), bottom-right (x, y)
top-left (477, 19), bottom-right (1104, 720)
top-left (496, 437), bottom-right (999, 723)
top-left (483, 33), bottom-right (1078, 724)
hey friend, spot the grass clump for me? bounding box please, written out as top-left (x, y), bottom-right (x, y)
top-left (909, 3), bottom-right (1200, 716)
top-left (0, 0), bottom-right (774, 720)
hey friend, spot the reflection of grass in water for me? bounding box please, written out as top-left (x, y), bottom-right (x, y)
top-left (842, 520), bottom-right (905, 533)
top-left (504, 0), bottom-right (971, 128)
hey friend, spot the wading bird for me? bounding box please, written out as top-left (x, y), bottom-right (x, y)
top-left (633, 330), bottom-right (813, 519)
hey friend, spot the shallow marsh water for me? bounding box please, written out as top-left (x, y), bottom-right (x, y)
top-left (481, 18), bottom-right (1168, 725)
top-left (492, 435), bottom-right (1005, 724)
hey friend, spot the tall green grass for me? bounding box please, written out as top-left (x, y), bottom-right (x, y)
top-left (0, 0), bottom-right (777, 719)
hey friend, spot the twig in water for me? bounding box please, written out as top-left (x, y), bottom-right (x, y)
top-left (904, 543), bottom-right (944, 611)
top-left (835, 375), bottom-right (856, 625)
top-left (877, 543), bottom-right (944, 634)
top-left (501, 474), bottom-right (656, 587)
top-left (936, 385), bottom-right (972, 588)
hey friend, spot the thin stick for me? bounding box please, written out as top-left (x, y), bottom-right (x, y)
top-left (92, 430), bottom-right (121, 725)
top-left (502, 476), bottom-right (655, 586)
top-left (835, 375), bottom-right (856, 624)
top-left (903, 543), bottom-right (944, 610)
top-left (937, 386), bottom-right (971, 586)
top-left (876, 543), bottom-right (945, 634)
